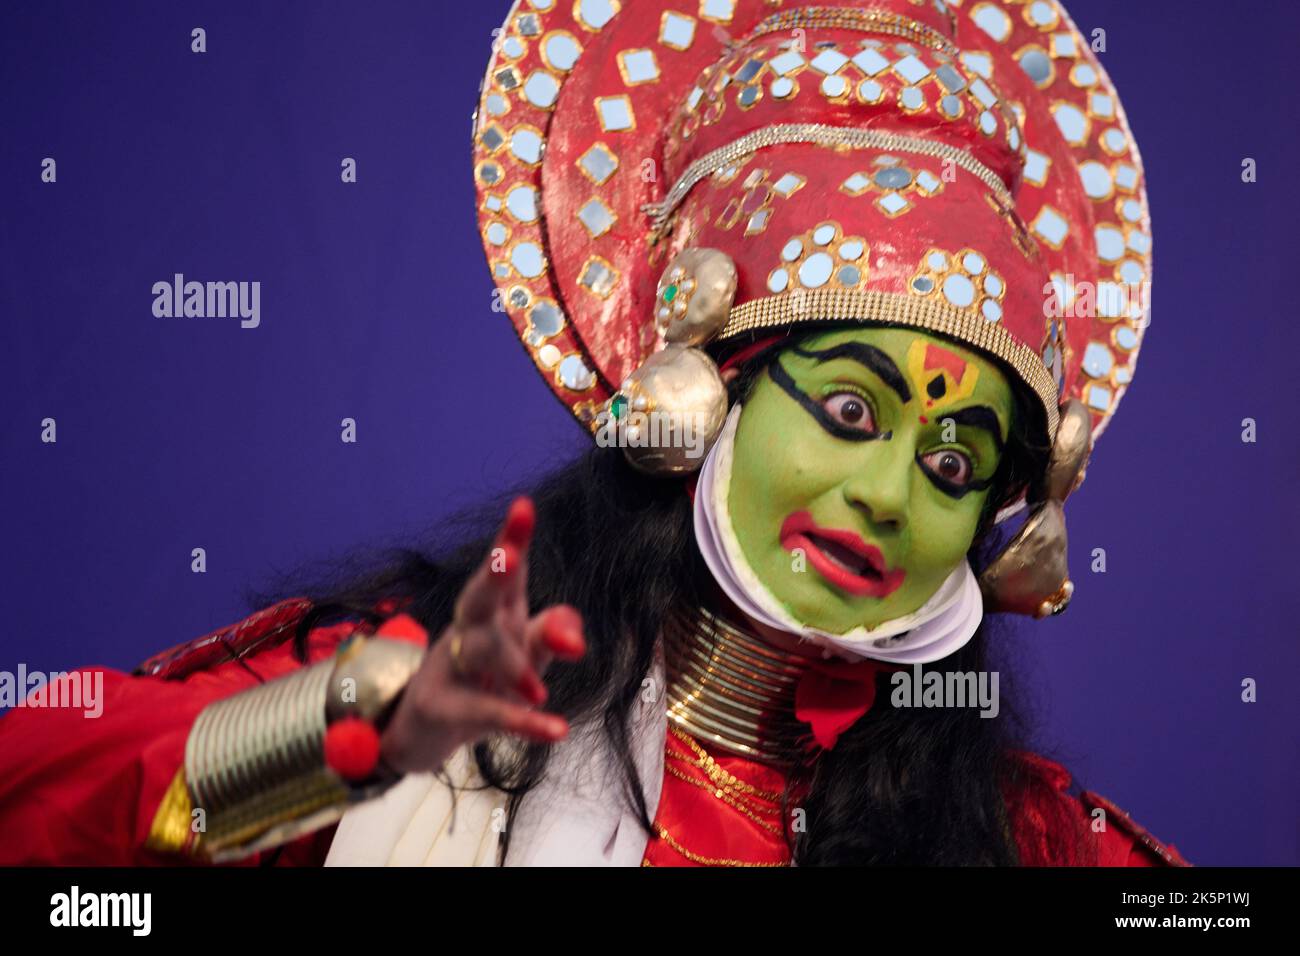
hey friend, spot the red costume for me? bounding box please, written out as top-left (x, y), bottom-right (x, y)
top-left (0, 600), bottom-right (1187, 866)
top-left (1, 0), bottom-right (1182, 868)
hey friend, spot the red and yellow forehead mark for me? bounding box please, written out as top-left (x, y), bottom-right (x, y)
top-left (906, 339), bottom-right (979, 420)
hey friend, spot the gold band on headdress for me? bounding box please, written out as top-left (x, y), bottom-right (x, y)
top-left (740, 6), bottom-right (959, 55)
top-left (722, 287), bottom-right (1060, 440)
top-left (644, 124), bottom-right (1013, 239)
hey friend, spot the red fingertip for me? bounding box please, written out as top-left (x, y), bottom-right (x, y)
top-left (543, 607), bottom-right (586, 657)
top-left (508, 712), bottom-right (568, 742)
top-left (493, 542), bottom-right (521, 579)
top-left (516, 670), bottom-right (548, 706)
top-left (546, 630), bottom-right (585, 659)
top-left (548, 606), bottom-right (583, 633)
top-left (501, 496), bottom-right (536, 547)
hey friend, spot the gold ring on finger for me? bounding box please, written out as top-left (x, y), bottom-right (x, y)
top-left (449, 631), bottom-right (471, 680)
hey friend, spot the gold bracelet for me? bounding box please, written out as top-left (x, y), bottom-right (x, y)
top-left (174, 634), bottom-right (424, 862)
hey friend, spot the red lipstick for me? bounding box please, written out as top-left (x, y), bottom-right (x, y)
top-left (779, 510), bottom-right (906, 598)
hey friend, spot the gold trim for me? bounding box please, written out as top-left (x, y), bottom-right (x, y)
top-left (1015, 43), bottom-right (1055, 90)
top-left (662, 760), bottom-right (784, 836)
top-left (658, 10), bottom-right (697, 51)
top-left (200, 771), bottom-right (352, 856)
top-left (508, 123), bottom-right (546, 167)
top-left (616, 47), bottom-right (660, 87)
top-left (720, 288), bottom-right (1060, 440)
top-left (576, 196), bottom-right (617, 238)
top-left (572, 0), bottom-right (621, 33)
top-left (539, 29), bottom-right (582, 73)
top-left (643, 124), bottom-right (1012, 239)
top-left (651, 824), bottom-right (788, 866)
top-left (594, 94), bottom-right (636, 132)
top-left (1050, 100), bottom-right (1090, 147)
top-left (697, 0), bottom-right (736, 26)
top-left (577, 254), bottom-right (619, 298)
top-left (1021, 1), bottom-right (1061, 32)
top-left (145, 766), bottom-right (196, 856)
top-left (742, 7), bottom-right (957, 57)
top-left (575, 141), bottom-right (619, 185)
top-left (667, 725), bottom-right (784, 801)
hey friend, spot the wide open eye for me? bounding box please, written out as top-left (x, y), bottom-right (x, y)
top-left (919, 448), bottom-right (974, 488)
top-left (823, 392), bottom-right (877, 433)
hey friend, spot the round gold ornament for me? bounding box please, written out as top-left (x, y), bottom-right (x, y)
top-left (606, 345), bottom-right (728, 476)
top-left (654, 248), bottom-right (738, 346)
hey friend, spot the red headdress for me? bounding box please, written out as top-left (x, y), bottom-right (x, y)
top-left (471, 0), bottom-right (1150, 616)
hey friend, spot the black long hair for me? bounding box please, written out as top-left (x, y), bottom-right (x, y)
top-left (279, 328), bottom-right (1091, 865)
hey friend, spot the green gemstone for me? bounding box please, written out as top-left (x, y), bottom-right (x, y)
top-left (662, 283), bottom-right (679, 303)
top-left (610, 394), bottom-right (628, 419)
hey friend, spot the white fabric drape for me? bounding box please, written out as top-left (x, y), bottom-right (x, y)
top-left (326, 649), bottom-right (668, 866)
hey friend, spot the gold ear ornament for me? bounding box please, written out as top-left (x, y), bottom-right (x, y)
top-left (606, 248), bottom-right (737, 476)
top-left (979, 399), bottom-right (1092, 618)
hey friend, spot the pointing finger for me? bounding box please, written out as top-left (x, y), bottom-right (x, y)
top-left (454, 541), bottom-right (520, 627)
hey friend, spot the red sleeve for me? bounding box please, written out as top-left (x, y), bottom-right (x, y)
top-left (0, 610), bottom-right (353, 866)
top-left (1078, 789), bottom-right (1190, 867)
top-left (1007, 751), bottom-right (1189, 867)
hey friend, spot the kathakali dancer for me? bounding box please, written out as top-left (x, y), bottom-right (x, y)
top-left (0, 0), bottom-right (1186, 867)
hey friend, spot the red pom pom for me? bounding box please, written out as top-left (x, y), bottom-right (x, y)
top-left (377, 613), bottom-right (428, 647)
top-left (324, 717), bottom-right (381, 781)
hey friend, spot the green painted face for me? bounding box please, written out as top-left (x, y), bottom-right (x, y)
top-left (727, 326), bottom-right (1014, 634)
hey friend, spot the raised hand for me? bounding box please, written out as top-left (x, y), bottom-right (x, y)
top-left (377, 497), bottom-right (586, 775)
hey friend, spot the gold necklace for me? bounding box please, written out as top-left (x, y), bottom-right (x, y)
top-left (663, 605), bottom-right (818, 766)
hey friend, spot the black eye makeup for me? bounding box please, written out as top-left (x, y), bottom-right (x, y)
top-left (791, 342), bottom-right (912, 403)
top-left (918, 406), bottom-right (1004, 498)
top-left (824, 391), bottom-right (876, 433)
top-left (767, 359), bottom-right (892, 442)
top-left (933, 404), bottom-right (1006, 454)
top-left (916, 448), bottom-right (993, 499)
top-left (769, 352), bottom-right (1000, 500)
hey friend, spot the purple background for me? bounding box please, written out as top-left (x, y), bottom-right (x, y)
top-left (2, 1), bottom-right (1296, 866)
